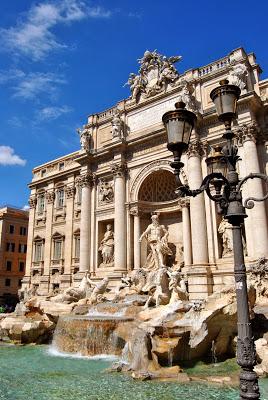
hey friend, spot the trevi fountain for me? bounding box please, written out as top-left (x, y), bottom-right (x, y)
top-left (1, 48), bottom-right (268, 399)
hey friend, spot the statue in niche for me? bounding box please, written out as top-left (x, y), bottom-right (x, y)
top-left (228, 63), bottom-right (248, 90)
top-left (98, 224), bottom-right (114, 267)
top-left (77, 125), bottom-right (91, 152)
top-left (218, 218), bottom-right (233, 257)
top-left (111, 108), bottom-right (123, 139)
top-left (139, 214), bottom-right (173, 271)
top-left (218, 218), bottom-right (247, 257)
top-left (98, 180), bottom-right (114, 204)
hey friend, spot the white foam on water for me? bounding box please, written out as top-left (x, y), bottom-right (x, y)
top-left (46, 345), bottom-right (119, 362)
top-left (86, 309), bottom-right (125, 318)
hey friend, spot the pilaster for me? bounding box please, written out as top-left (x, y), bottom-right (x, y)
top-left (24, 193), bottom-right (36, 280)
top-left (79, 171), bottom-right (93, 272)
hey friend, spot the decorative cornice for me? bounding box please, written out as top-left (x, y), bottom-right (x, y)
top-left (111, 162), bottom-right (128, 178)
top-left (80, 172), bottom-right (94, 187)
top-left (45, 190), bottom-right (55, 204)
top-left (28, 196), bottom-right (36, 209)
top-left (187, 140), bottom-right (206, 158)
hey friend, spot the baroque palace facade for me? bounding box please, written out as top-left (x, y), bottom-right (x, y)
top-left (23, 48), bottom-right (268, 299)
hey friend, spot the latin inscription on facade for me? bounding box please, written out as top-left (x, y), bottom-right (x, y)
top-left (127, 96), bottom-right (178, 133)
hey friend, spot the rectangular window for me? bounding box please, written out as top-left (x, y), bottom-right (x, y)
top-left (59, 162), bottom-right (64, 171)
top-left (6, 243), bottom-right (15, 252)
top-left (19, 261), bottom-right (25, 272)
top-left (19, 244), bottom-right (27, 253)
top-left (74, 236), bottom-right (80, 259)
top-left (53, 240), bottom-right (62, 260)
top-left (37, 194), bottom-right (45, 213)
top-left (5, 279), bottom-right (11, 287)
top-left (18, 279), bottom-right (22, 287)
top-left (9, 225), bottom-right (15, 234)
top-left (34, 243), bottom-right (43, 262)
top-left (57, 189), bottom-right (65, 208)
top-left (20, 226), bottom-right (27, 236)
top-left (41, 169), bottom-right (46, 177)
top-left (6, 261), bottom-right (12, 271)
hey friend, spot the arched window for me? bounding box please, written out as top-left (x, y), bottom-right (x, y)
top-left (138, 170), bottom-right (177, 202)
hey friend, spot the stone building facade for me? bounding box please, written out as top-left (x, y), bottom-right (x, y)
top-left (0, 206), bottom-right (28, 304)
top-left (23, 48), bottom-right (268, 299)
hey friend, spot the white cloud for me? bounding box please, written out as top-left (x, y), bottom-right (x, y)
top-left (87, 6), bottom-right (111, 18)
top-left (12, 72), bottom-right (66, 100)
top-left (22, 205), bottom-right (30, 211)
top-left (36, 105), bottom-right (72, 121)
top-left (7, 116), bottom-right (24, 128)
top-left (0, 1), bottom-right (112, 60)
top-left (0, 69), bottom-right (66, 100)
top-left (0, 146), bottom-right (26, 166)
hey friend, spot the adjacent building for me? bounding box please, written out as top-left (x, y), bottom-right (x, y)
top-left (0, 206), bottom-right (28, 305)
top-left (23, 48), bottom-right (268, 299)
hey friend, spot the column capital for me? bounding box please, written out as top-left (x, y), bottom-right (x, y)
top-left (129, 206), bottom-right (140, 216)
top-left (234, 122), bottom-right (259, 145)
top-left (28, 195), bottom-right (36, 209)
top-left (111, 162), bottom-right (128, 178)
top-left (187, 140), bottom-right (207, 159)
top-left (45, 190), bottom-right (55, 204)
top-left (65, 185), bottom-right (75, 199)
top-left (178, 197), bottom-right (190, 209)
top-left (80, 172), bottom-right (93, 187)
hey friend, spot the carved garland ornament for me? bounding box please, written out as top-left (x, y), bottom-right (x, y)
top-left (65, 185), bottom-right (75, 199)
top-left (28, 196), bottom-right (36, 209)
top-left (45, 190), bottom-right (55, 204)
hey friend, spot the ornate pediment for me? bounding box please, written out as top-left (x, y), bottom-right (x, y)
top-left (125, 50), bottom-right (181, 102)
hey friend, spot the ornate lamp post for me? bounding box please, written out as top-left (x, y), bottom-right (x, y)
top-left (162, 80), bottom-right (268, 400)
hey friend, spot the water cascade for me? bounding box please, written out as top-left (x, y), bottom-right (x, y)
top-left (52, 315), bottom-right (134, 357)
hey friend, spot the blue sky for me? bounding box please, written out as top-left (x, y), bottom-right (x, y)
top-left (0, 0), bottom-right (267, 208)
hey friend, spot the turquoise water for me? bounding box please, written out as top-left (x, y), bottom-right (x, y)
top-left (1, 345), bottom-right (268, 400)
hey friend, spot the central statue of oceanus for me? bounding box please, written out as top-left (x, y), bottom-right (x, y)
top-left (139, 214), bottom-right (173, 270)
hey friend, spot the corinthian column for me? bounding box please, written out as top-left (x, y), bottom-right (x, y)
top-left (130, 207), bottom-right (141, 270)
top-left (179, 198), bottom-right (192, 267)
top-left (79, 172), bottom-right (93, 272)
top-left (111, 162), bottom-right (127, 271)
top-left (187, 140), bottom-right (209, 265)
top-left (238, 123), bottom-right (268, 258)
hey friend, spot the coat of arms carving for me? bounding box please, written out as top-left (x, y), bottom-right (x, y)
top-left (125, 50), bottom-right (181, 102)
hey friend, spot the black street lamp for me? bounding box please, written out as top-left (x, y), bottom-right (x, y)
top-left (162, 80), bottom-right (268, 400)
